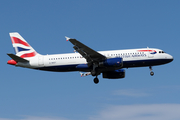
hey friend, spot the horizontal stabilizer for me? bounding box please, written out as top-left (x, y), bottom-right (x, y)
top-left (7, 53), bottom-right (29, 62)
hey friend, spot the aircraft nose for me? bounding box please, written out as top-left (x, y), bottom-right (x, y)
top-left (166, 54), bottom-right (173, 62)
top-left (169, 54), bottom-right (173, 61)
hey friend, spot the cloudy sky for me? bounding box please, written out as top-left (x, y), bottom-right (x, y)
top-left (1, 0), bottom-right (180, 120)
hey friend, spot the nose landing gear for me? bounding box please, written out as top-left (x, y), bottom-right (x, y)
top-left (149, 66), bottom-right (154, 76)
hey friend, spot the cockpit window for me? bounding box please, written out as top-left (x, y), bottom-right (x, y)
top-left (159, 51), bottom-right (165, 53)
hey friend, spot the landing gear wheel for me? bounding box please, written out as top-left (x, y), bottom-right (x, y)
top-left (93, 77), bottom-right (99, 84)
top-left (150, 71), bottom-right (154, 76)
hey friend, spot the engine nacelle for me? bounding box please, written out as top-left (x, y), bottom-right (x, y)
top-left (99, 58), bottom-right (123, 67)
top-left (102, 69), bottom-right (125, 79)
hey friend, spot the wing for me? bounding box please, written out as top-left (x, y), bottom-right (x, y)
top-left (67, 38), bottom-right (106, 64)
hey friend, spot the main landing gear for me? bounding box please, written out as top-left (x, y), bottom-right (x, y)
top-left (91, 63), bottom-right (100, 84)
top-left (92, 70), bottom-right (99, 84)
top-left (149, 66), bottom-right (154, 76)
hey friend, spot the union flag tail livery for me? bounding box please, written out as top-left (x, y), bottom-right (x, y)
top-left (10, 32), bottom-right (38, 58)
top-left (7, 32), bottom-right (41, 67)
top-left (7, 32), bottom-right (173, 84)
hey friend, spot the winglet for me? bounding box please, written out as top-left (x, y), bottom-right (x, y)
top-left (65, 36), bottom-right (70, 41)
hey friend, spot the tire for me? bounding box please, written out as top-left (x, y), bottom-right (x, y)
top-left (150, 71), bottom-right (154, 76)
top-left (94, 78), bottom-right (99, 84)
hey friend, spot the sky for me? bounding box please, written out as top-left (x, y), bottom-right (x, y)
top-left (0, 0), bottom-right (180, 120)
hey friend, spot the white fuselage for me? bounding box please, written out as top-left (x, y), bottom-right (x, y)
top-left (7, 32), bottom-right (174, 83)
top-left (16, 48), bottom-right (173, 72)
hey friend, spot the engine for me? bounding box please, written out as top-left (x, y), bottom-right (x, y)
top-left (99, 58), bottom-right (123, 67)
top-left (102, 69), bottom-right (125, 79)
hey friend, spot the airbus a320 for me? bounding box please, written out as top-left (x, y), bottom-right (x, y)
top-left (7, 32), bottom-right (173, 84)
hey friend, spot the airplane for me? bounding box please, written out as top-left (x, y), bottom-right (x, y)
top-left (7, 32), bottom-right (173, 84)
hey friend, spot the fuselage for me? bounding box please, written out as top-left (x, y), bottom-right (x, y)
top-left (7, 32), bottom-right (174, 84)
top-left (15, 48), bottom-right (173, 72)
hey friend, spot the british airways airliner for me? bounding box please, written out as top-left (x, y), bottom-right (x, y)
top-left (7, 32), bottom-right (173, 84)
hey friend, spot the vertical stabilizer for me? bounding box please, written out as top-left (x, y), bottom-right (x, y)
top-left (9, 32), bottom-right (38, 58)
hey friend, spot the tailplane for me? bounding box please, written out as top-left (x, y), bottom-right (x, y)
top-left (9, 32), bottom-right (38, 58)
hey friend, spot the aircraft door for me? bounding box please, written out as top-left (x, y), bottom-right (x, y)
top-left (38, 56), bottom-right (44, 66)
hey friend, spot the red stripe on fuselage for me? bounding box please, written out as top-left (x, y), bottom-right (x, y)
top-left (20, 52), bottom-right (36, 58)
top-left (138, 50), bottom-right (154, 52)
top-left (11, 37), bottom-right (30, 47)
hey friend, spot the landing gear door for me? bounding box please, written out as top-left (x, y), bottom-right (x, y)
top-left (38, 56), bottom-right (44, 66)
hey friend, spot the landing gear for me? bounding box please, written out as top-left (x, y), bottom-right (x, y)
top-left (92, 63), bottom-right (100, 84)
top-left (150, 71), bottom-right (154, 76)
top-left (91, 63), bottom-right (98, 76)
top-left (93, 77), bottom-right (99, 84)
top-left (149, 66), bottom-right (154, 76)
top-left (91, 70), bottom-right (96, 76)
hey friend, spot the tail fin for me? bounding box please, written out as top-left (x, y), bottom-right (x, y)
top-left (9, 32), bottom-right (38, 58)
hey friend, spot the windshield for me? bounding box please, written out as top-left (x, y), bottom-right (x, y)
top-left (159, 51), bottom-right (165, 53)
